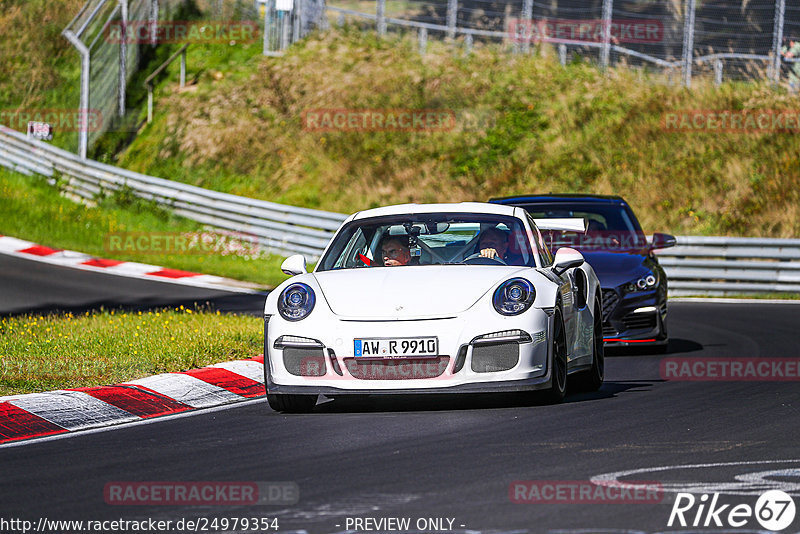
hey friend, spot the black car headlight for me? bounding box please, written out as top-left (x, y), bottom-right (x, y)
top-left (624, 272), bottom-right (658, 293)
top-left (493, 278), bottom-right (535, 316)
top-left (278, 283), bottom-right (316, 321)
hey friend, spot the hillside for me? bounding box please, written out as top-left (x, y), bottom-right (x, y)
top-left (116, 27), bottom-right (800, 237)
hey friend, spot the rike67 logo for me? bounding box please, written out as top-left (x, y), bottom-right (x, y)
top-left (668, 490), bottom-right (796, 531)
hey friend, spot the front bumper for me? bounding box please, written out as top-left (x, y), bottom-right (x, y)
top-left (264, 308), bottom-right (554, 394)
top-left (601, 287), bottom-right (667, 347)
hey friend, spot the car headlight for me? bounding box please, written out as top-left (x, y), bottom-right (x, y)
top-left (493, 278), bottom-right (535, 316)
top-left (624, 272), bottom-right (658, 293)
top-left (278, 283), bottom-right (316, 321)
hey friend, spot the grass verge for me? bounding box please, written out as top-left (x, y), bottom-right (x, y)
top-left (0, 306), bottom-right (261, 395)
top-left (0, 168), bottom-right (290, 288)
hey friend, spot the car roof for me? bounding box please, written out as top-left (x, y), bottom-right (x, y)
top-left (350, 202), bottom-right (521, 221)
top-left (490, 193), bottom-right (627, 205)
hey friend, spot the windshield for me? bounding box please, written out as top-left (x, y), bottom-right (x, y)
top-left (317, 213), bottom-right (537, 271)
top-left (519, 202), bottom-right (647, 253)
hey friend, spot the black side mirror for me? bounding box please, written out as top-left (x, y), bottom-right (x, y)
top-left (651, 233), bottom-right (677, 250)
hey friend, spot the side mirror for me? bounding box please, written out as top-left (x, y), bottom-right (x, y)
top-left (281, 254), bottom-right (307, 276)
top-left (552, 247), bottom-right (584, 276)
top-left (651, 233), bottom-right (677, 250)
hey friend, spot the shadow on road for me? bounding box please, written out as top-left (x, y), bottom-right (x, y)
top-left (605, 338), bottom-right (703, 357)
top-left (309, 380), bottom-right (657, 414)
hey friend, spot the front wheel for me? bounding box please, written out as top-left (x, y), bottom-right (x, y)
top-left (267, 393), bottom-right (317, 413)
top-left (541, 308), bottom-right (567, 404)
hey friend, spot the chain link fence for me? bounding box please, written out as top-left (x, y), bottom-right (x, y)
top-left (328, 0), bottom-right (800, 88)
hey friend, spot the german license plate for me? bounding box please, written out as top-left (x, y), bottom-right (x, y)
top-left (354, 337), bottom-right (438, 358)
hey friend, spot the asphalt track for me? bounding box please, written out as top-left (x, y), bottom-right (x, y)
top-left (2, 256), bottom-right (800, 533)
top-left (0, 254), bottom-right (266, 316)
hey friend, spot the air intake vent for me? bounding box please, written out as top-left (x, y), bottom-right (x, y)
top-left (622, 312), bottom-right (657, 331)
top-left (283, 348), bottom-right (327, 376)
top-left (471, 343), bottom-right (519, 373)
top-left (601, 289), bottom-right (619, 322)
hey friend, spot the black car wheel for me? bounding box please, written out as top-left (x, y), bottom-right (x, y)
top-left (541, 308), bottom-right (567, 404)
top-left (573, 300), bottom-right (604, 391)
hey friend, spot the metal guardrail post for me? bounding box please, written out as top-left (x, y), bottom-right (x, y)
top-left (180, 48), bottom-right (186, 88)
top-left (464, 33), bottom-right (472, 56)
top-left (419, 28), bottom-right (427, 55)
top-left (446, 0), bottom-right (457, 40)
top-left (681, 0), bottom-right (696, 88)
top-left (62, 30), bottom-right (90, 159)
top-left (292, 0), bottom-right (301, 43)
top-left (600, 0), bottom-right (613, 69)
top-left (559, 44), bottom-right (567, 66)
top-left (376, 0), bottom-right (386, 37)
top-left (713, 58), bottom-right (723, 86)
top-left (771, 0), bottom-right (786, 83)
top-left (521, 0), bottom-right (533, 54)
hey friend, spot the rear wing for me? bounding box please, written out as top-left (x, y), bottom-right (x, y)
top-left (533, 218), bottom-right (587, 233)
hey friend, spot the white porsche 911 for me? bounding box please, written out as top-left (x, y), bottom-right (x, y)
top-left (263, 202), bottom-right (603, 412)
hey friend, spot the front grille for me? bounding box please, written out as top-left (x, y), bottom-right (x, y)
top-left (471, 342), bottom-right (519, 373)
top-left (602, 325), bottom-right (617, 336)
top-left (283, 348), bottom-right (327, 376)
top-left (601, 289), bottom-right (619, 323)
top-left (342, 356), bottom-right (450, 380)
top-left (622, 312), bottom-right (658, 331)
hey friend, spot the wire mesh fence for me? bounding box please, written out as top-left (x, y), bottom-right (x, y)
top-left (328, 0), bottom-right (800, 88)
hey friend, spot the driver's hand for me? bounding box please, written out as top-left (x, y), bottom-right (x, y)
top-left (480, 248), bottom-right (498, 259)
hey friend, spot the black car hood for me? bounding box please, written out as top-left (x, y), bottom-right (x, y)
top-left (578, 250), bottom-right (651, 288)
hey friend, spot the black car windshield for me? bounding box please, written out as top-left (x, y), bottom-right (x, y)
top-left (317, 213), bottom-right (537, 271)
top-left (520, 202), bottom-right (647, 252)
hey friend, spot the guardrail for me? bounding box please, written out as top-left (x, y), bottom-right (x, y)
top-left (1, 127), bottom-right (798, 295)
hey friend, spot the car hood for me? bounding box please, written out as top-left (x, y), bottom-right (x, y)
top-left (579, 251), bottom-right (649, 288)
top-left (313, 266), bottom-right (529, 319)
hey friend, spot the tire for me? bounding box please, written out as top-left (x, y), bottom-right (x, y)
top-left (541, 308), bottom-right (567, 404)
top-left (573, 301), bottom-right (604, 392)
top-left (267, 393), bottom-right (317, 413)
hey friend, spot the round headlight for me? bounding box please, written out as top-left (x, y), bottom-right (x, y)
top-left (278, 283), bottom-right (316, 321)
top-left (645, 274), bottom-right (657, 287)
top-left (637, 278), bottom-right (648, 290)
top-left (493, 278), bottom-right (535, 316)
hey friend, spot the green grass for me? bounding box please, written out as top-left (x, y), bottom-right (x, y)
top-left (0, 307), bottom-right (261, 395)
top-left (0, 168), bottom-right (290, 288)
top-left (111, 27), bottom-right (800, 239)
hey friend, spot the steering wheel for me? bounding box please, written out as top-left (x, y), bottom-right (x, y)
top-left (463, 253), bottom-right (507, 265)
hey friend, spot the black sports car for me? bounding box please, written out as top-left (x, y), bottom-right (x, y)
top-left (490, 194), bottom-right (676, 351)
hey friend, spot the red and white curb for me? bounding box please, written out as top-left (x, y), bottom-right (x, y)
top-left (0, 355), bottom-right (265, 444)
top-left (0, 235), bottom-right (263, 294)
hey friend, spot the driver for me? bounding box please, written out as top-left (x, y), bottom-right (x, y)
top-left (379, 235), bottom-right (412, 267)
top-left (478, 228), bottom-right (510, 261)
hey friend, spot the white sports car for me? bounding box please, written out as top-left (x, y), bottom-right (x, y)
top-left (263, 202), bottom-right (603, 412)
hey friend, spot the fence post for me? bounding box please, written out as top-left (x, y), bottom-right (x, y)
top-left (771, 0), bottom-right (786, 83)
top-left (559, 43), bottom-right (567, 65)
top-left (180, 47), bottom-right (186, 88)
top-left (419, 27), bottom-right (427, 55)
top-left (681, 0), bottom-right (696, 88)
top-left (600, 0), bottom-right (613, 68)
top-left (376, 0), bottom-right (386, 37)
top-left (118, 0), bottom-right (128, 118)
top-left (521, 0), bottom-right (532, 54)
top-left (263, 0), bottom-right (271, 54)
top-left (150, 0), bottom-right (159, 47)
top-left (62, 30), bottom-right (90, 159)
top-left (714, 58), bottom-right (723, 86)
top-left (464, 33), bottom-right (473, 56)
top-left (292, 0), bottom-right (301, 43)
top-left (446, 0), bottom-right (457, 40)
